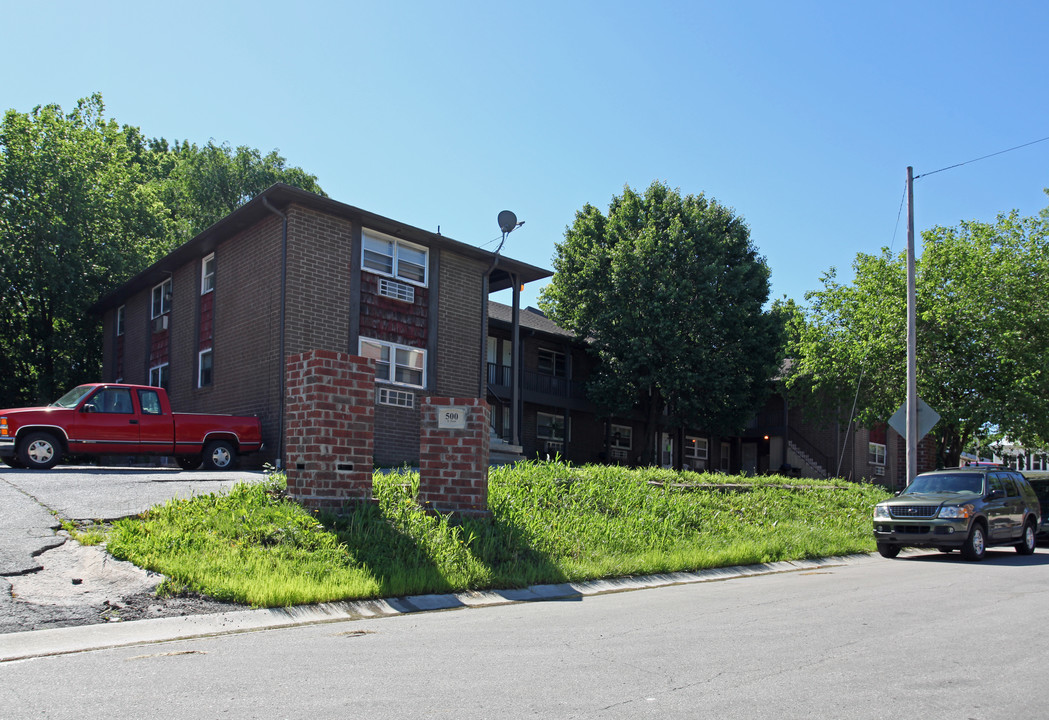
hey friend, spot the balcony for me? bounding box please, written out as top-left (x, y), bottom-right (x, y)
top-left (487, 363), bottom-right (588, 407)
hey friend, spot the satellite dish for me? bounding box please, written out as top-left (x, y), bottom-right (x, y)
top-left (498, 210), bottom-right (518, 235)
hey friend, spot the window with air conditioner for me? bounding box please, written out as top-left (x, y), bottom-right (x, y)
top-left (362, 230), bottom-right (428, 286)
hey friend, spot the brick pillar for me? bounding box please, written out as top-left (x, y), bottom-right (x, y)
top-left (419, 397), bottom-right (490, 516)
top-left (284, 350), bottom-right (375, 512)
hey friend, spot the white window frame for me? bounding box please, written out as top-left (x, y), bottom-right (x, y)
top-left (149, 362), bottom-right (169, 390)
top-left (198, 348), bottom-right (213, 388)
top-left (201, 253), bottom-right (216, 294)
top-left (868, 442), bottom-right (887, 466)
top-left (151, 278), bottom-right (172, 319)
top-left (537, 412), bottom-right (567, 442)
top-left (610, 424), bottom-right (632, 450)
top-left (116, 305), bottom-right (125, 336)
top-left (362, 229), bottom-right (428, 286)
top-left (378, 387), bottom-right (415, 408)
top-left (359, 337), bottom-right (427, 388)
top-left (685, 436), bottom-right (709, 460)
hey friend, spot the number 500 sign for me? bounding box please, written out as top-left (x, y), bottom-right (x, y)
top-left (437, 407), bottom-right (467, 430)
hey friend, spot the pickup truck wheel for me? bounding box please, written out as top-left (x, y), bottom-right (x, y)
top-left (176, 456), bottom-right (202, 471)
top-left (202, 440), bottom-right (236, 471)
top-left (877, 542), bottom-right (901, 558)
top-left (961, 522), bottom-right (987, 561)
top-left (18, 432), bottom-right (61, 470)
top-left (1016, 519), bottom-right (1038, 555)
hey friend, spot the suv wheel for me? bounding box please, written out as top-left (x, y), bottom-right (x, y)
top-left (877, 542), bottom-right (901, 558)
top-left (1016, 519), bottom-right (1037, 555)
top-left (962, 522), bottom-right (987, 561)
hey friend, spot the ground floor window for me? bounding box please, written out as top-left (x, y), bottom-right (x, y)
top-left (149, 363), bottom-right (169, 391)
top-left (198, 349), bottom-right (213, 388)
top-left (685, 436), bottom-right (708, 469)
top-left (537, 412), bottom-right (567, 441)
top-left (868, 442), bottom-right (886, 465)
top-left (720, 441), bottom-right (731, 472)
top-left (359, 337), bottom-right (426, 388)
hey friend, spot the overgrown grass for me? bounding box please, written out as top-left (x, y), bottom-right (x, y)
top-left (105, 461), bottom-right (892, 607)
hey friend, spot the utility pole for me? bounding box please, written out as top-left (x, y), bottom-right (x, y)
top-left (906, 167), bottom-right (918, 483)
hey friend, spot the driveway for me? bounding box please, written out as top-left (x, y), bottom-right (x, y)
top-left (0, 465), bottom-right (265, 632)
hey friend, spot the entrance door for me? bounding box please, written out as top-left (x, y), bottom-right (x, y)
top-left (660, 433), bottom-right (674, 469)
top-left (742, 442), bottom-right (758, 475)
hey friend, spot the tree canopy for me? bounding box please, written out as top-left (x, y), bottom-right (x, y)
top-left (0, 93), bottom-right (323, 406)
top-left (784, 200), bottom-right (1049, 466)
top-left (539, 181), bottom-right (784, 464)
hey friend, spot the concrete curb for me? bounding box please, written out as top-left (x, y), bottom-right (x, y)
top-left (0, 553), bottom-right (879, 663)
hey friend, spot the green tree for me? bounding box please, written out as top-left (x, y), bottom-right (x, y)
top-left (786, 201), bottom-right (1049, 467)
top-left (152, 139), bottom-right (325, 241)
top-left (0, 94), bottom-right (325, 406)
top-left (0, 94), bottom-right (172, 405)
top-left (539, 181), bottom-right (784, 465)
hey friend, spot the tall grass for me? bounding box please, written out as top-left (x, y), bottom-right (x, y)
top-left (106, 461), bottom-right (891, 607)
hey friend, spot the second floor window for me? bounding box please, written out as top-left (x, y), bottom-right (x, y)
top-left (537, 348), bottom-right (567, 377)
top-left (201, 254), bottom-right (216, 294)
top-left (116, 306), bottom-right (125, 336)
top-left (152, 278), bottom-right (172, 319)
top-left (362, 230), bottom-right (428, 286)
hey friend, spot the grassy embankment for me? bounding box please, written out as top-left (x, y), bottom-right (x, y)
top-left (104, 461), bottom-right (892, 607)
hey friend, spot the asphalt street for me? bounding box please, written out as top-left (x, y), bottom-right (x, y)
top-left (3, 549), bottom-right (1048, 719)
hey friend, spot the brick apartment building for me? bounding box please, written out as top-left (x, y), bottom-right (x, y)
top-left (92, 183), bottom-right (908, 485)
top-left (486, 301), bottom-right (906, 485)
top-left (91, 184), bottom-right (549, 467)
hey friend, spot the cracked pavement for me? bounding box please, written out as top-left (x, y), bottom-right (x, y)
top-left (0, 466), bottom-right (265, 633)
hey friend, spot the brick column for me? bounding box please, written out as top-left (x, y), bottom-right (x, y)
top-left (419, 397), bottom-right (490, 516)
top-left (284, 350), bottom-right (375, 512)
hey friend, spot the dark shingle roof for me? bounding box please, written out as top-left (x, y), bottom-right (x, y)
top-left (488, 301), bottom-right (577, 339)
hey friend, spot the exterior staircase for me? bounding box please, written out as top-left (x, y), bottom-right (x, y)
top-left (787, 440), bottom-right (829, 478)
top-left (490, 430), bottom-right (525, 466)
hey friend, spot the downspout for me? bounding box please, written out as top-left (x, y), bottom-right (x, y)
top-left (263, 198), bottom-right (288, 470)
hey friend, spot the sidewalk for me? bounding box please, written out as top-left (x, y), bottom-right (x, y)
top-left (0, 553), bottom-right (878, 663)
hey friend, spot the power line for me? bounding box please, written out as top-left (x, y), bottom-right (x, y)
top-left (915, 134), bottom-right (1049, 180)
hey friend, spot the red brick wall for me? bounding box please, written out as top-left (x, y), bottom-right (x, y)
top-left (285, 350), bottom-right (376, 512)
top-left (419, 397), bottom-right (490, 515)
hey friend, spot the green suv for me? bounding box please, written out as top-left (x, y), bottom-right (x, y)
top-left (873, 467), bottom-right (1041, 560)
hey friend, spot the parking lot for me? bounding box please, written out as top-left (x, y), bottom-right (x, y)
top-left (0, 466), bottom-right (266, 632)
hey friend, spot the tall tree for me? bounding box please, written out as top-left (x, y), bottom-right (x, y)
top-left (0, 94), bottom-right (325, 406)
top-left (540, 181), bottom-right (783, 464)
top-left (0, 94), bottom-right (172, 405)
top-left (785, 200), bottom-right (1049, 466)
top-left (152, 139), bottom-right (325, 241)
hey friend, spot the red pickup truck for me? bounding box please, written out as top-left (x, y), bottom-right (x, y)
top-left (0, 384), bottom-right (262, 471)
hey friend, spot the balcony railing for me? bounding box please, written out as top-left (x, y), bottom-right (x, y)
top-left (487, 363), bottom-right (587, 401)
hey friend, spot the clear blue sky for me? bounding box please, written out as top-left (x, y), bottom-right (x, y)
top-left (4, 1), bottom-right (1048, 310)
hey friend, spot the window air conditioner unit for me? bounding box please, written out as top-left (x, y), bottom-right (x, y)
top-left (152, 315), bottom-right (169, 333)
